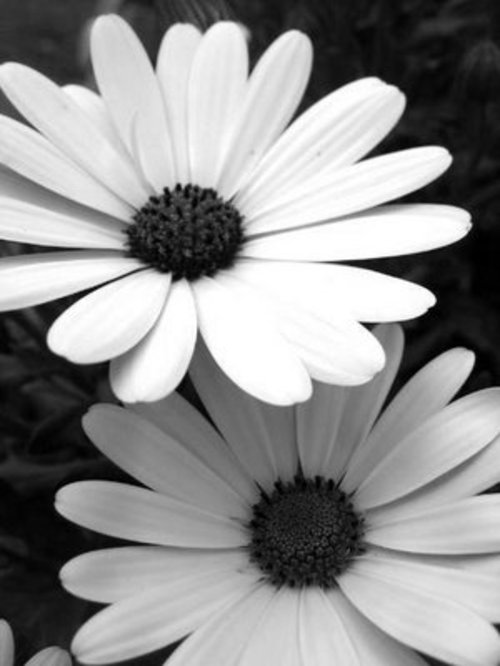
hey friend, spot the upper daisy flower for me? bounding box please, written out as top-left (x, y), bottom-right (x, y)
top-left (0, 15), bottom-right (470, 404)
top-left (0, 619), bottom-right (70, 666)
top-left (57, 325), bottom-right (500, 666)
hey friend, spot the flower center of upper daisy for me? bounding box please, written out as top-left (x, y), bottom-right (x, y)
top-left (248, 476), bottom-right (365, 588)
top-left (126, 183), bottom-right (245, 281)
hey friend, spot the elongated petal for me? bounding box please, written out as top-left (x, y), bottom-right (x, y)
top-left (231, 258), bottom-right (435, 324)
top-left (0, 115), bottom-right (132, 220)
top-left (355, 553), bottom-right (500, 622)
top-left (218, 30), bottom-right (312, 198)
top-left (0, 197), bottom-right (126, 249)
top-left (0, 251), bottom-right (141, 311)
top-left (238, 79), bottom-right (404, 211)
top-left (48, 269), bottom-right (170, 363)
top-left (188, 22), bottom-right (248, 188)
top-left (329, 592), bottom-right (428, 665)
top-left (298, 588), bottom-right (359, 665)
top-left (91, 15), bottom-right (174, 191)
top-left (374, 434), bottom-right (500, 523)
top-left (229, 261), bottom-right (386, 382)
top-left (355, 388), bottom-right (500, 509)
top-left (275, 294), bottom-right (385, 385)
top-left (60, 546), bottom-right (248, 603)
top-left (130, 391), bottom-right (256, 503)
top-left (71, 569), bottom-right (257, 664)
top-left (56, 481), bottom-right (246, 548)
top-left (332, 324), bottom-right (404, 481)
top-left (63, 84), bottom-right (129, 158)
top-left (167, 584), bottom-right (275, 666)
top-left (244, 203), bottom-right (470, 258)
top-left (0, 63), bottom-right (149, 207)
top-left (238, 589), bottom-right (302, 666)
top-left (25, 648), bottom-right (71, 666)
top-left (82, 404), bottom-right (246, 517)
top-left (193, 276), bottom-right (311, 405)
top-left (190, 340), bottom-right (286, 488)
top-left (244, 148), bottom-right (452, 232)
top-left (339, 569), bottom-right (500, 666)
top-left (348, 347), bottom-right (475, 488)
top-left (110, 280), bottom-right (197, 402)
top-left (157, 24), bottom-right (202, 183)
top-left (0, 620), bottom-right (14, 666)
top-left (296, 382), bottom-right (348, 479)
top-left (367, 496), bottom-right (500, 553)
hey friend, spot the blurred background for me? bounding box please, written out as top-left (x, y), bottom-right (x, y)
top-left (0, 0), bottom-right (499, 663)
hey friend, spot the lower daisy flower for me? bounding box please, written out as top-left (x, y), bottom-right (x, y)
top-left (0, 15), bottom-right (470, 405)
top-left (56, 325), bottom-right (500, 665)
top-left (0, 620), bottom-right (70, 666)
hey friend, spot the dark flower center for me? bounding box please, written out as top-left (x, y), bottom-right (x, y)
top-left (125, 183), bottom-right (245, 281)
top-left (248, 475), bottom-right (365, 589)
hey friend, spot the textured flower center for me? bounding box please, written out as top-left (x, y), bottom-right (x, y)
top-left (126, 183), bottom-right (245, 281)
top-left (248, 476), bottom-right (365, 588)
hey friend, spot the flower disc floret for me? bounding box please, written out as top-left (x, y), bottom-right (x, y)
top-left (126, 183), bottom-right (245, 280)
top-left (249, 475), bottom-right (365, 588)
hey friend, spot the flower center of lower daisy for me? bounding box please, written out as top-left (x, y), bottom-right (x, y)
top-left (248, 476), bottom-right (365, 588)
top-left (126, 183), bottom-right (245, 281)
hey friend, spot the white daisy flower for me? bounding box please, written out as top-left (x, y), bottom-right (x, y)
top-left (57, 325), bottom-right (500, 666)
top-left (0, 15), bottom-right (470, 404)
top-left (0, 619), bottom-right (70, 666)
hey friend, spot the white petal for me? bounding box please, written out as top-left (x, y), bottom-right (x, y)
top-left (129, 391), bottom-right (256, 503)
top-left (374, 433), bottom-right (500, 523)
top-left (56, 480), bottom-right (246, 548)
top-left (296, 382), bottom-right (348, 479)
top-left (0, 251), bottom-right (141, 311)
top-left (237, 79), bottom-right (404, 211)
top-left (0, 63), bottom-right (149, 207)
top-left (332, 324), bottom-right (404, 481)
top-left (156, 24), bottom-right (202, 183)
top-left (0, 115), bottom-right (132, 221)
top-left (71, 568), bottom-right (257, 664)
top-left (0, 620), bottom-right (14, 666)
top-left (329, 592), bottom-right (428, 665)
top-left (238, 588), bottom-right (302, 666)
top-left (48, 269), bottom-right (170, 363)
top-left (166, 584), bottom-right (275, 666)
top-left (82, 404), bottom-right (247, 518)
top-left (193, 276), bottom-right (311, 405)
top-left (298, 588), bottom-right (359, 665)
top-left (218, 30), bottom-right (312, 199)
top-left (63, 84), bottom-right (130, 159)
top-left (189, 340), bottom-right (286, 489)
top-left (244, 203), bottom-right (470, 257)
top-left (244, 148), bottom-right (452, 233)
top-left (188, 22), bottom-right (248, 188)
top-left (231, 258), bottom-right (435, 324)
top-left (25, 648), bottom-right (70, 666)
top-left (0, 197), bottom-right (126, 249)
top-left (60, 546), bottom-right (248, 603)
top-left (367, 495), bottom-right (500, 554)
top-left (275, 294), bottom-right (386, 385)
top-left (354, 553), bottom-right (500, 622)
top-left (109, 280), bottom-right (197, 402)
top-left (355, 388), bottom-right (500, 509)
top-left (229, 260), bottom-right (386, 384)
top-left (339, 568), bottom-right (500, 666)
top-left (347, 347), bottom-right (476, 489)
top-left (90, 15), bottom-right (174, 191)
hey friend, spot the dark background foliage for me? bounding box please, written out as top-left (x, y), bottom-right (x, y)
top-left (0, 0), bottom-right (499, 663)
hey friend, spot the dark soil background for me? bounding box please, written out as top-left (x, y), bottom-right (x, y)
top-left (0, 0), bottom-right (499, 663)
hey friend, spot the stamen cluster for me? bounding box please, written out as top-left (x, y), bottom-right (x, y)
top-left (126, 183), bottom-right (245, 281)
top-left (248, 475), bottom-right (365, 589)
